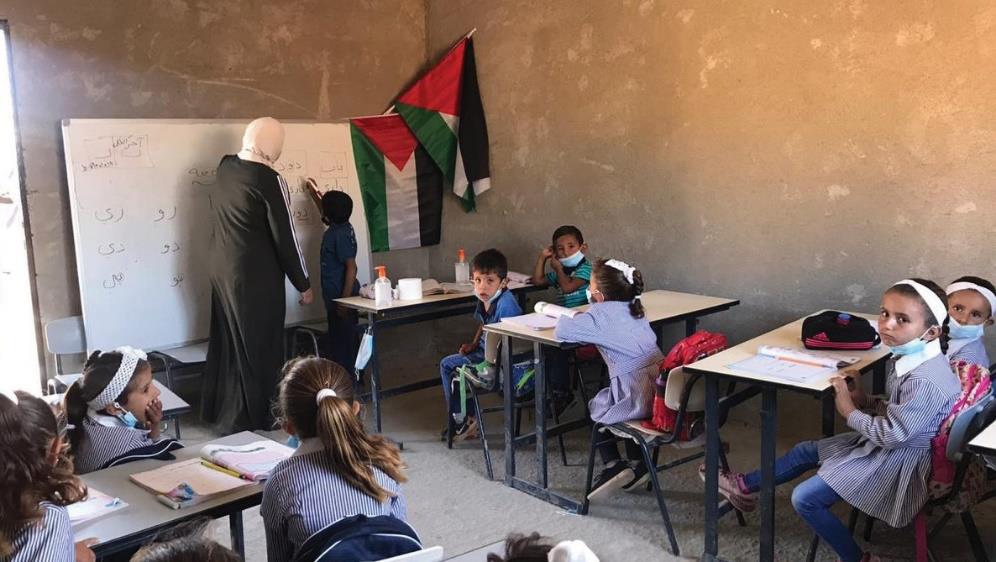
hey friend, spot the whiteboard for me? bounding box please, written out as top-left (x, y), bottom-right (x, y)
top-left (62, 119), bottom-right (372, 352)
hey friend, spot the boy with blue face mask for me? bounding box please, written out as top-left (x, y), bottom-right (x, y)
top-left (945, 275), bottom-right (995, 367)
top-left (439, 249), bottom-right (522, 441)
top-left (531, 225), bottom-right (592, 413)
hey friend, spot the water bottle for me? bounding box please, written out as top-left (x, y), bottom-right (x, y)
top-left (374, 266), bottom-right (393, 308)
top-left (455, 248), bottom-right (470, 284)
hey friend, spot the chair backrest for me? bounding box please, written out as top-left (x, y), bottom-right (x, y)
top-left (947, 393), bottom-right (996, 462)
top-left (381, 546), bottom-right (445, 562)
top-left (43, 316), bottom-right (86, 376)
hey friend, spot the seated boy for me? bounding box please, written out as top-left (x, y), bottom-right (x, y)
top-left (439, 249), bottom-right (522, 441)
top-left (530, 225), bottom-right (591, 412)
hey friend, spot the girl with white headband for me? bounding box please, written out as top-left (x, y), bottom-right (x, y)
top-left (64, 347), bottom-right (182, 474)
top-left (263, 357), bottom-right (410, 561)
top-left (945, 275), bottom-right (995, 367)
top-left (0, 391), bottom-right (95, 562)
top-left (707, 278), bottom-right (960, 562)
top-left (553, 258), bottom-right (664, 499)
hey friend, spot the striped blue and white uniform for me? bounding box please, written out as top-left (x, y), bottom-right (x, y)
top-left (554, 301), bottom-right (664, 425)
top-left (73, 413), bottom-right (182, 474)
top-left (0, 502), bottom-right (73, 562)
top-left (817, 348), bottom-right (959, 527)
top-left (261, 438), bottom-right (407, 562)
top-left (947, 337), bottom-right (990, 368)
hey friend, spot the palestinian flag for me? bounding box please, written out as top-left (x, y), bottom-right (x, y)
top-left (350, 114), bottom-right (443, 252)
top-left (395, 35), bottom-right (490, 212)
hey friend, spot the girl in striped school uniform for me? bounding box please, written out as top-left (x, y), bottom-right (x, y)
top-left (945, 275), bottom-right (994, 367)
top-left (64, 347), bottom-right (182, 474)
top-left (0, 391), bottom-right (94, 562)
top-left (261, 357), bottom-right (408, 562)
top-left (554, 258), bottom-right (665, 499)
top-left (707, 279), bottom-right (960, 562)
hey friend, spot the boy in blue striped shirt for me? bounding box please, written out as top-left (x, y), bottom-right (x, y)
top-left (531, 225), bottom-right (592, 413)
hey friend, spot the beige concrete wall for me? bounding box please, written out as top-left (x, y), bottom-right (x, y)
top-left (426, 0), bottom-right (996, 347)
top-left (4, 0), bottom-right (429, 372)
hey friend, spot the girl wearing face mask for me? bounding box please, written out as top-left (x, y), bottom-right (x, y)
top-left (553, 258), bottom-right (664, 499)
top-left (64, 347), bottom-right (182, 474)
top-left (703, 279), bottom-right (960, 562)
top-left (945, 275), bottom-right (995, 367)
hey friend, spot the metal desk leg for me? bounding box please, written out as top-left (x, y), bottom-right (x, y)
top-left (534, 341), bottom-right (548, 489)
top-left (229, 511), bottom-right (245, 557)
top-left (502, 334), bottom-right (515, 486)
top-left (685, 317), bottom-right (698, 337)
top-left (821, 394), bottom-right (835, 437)
top-left (703, 375), bottom-right (720, 560)
top-left (368, 311), bottom-right (382, 433)
top-left (760, 388), bottom-right (778, 562)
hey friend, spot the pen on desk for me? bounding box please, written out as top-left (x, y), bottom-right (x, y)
top-left (770, 355), bottom-right (832, 369)
top-left (155, 494), bottom-right (180, 510)
top-left (200, 460), bottom-right (244, 479)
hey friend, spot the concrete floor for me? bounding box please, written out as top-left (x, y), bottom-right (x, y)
top-left (169, 329), bottom-right (996, 562)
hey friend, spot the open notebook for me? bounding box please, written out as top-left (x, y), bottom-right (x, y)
top-left (130, 459), bottom-right (253, 508)
top-left (68, 488), bottom-right (128, 526)
top-left (199, 440), bottom-right (294, 482)
top-left (503, 302), bottom-right (580, 331)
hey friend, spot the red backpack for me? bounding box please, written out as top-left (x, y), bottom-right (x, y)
top-left (642, 331), bottom-right (727, 436)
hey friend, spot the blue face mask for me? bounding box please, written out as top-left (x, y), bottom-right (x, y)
top-left (355, 329), bottom-right (374, 371)
top-left (585, 289), bottom-right (592, 303)
top-left (888, 329), bottom-right (931, 356)
top-left (113, 403), bottom-right (140, 428)
top-left (560, 250), bottom-right (584, 268)
top-left (286, 434), bottom-right (300, 449)
top-left (949, 317), bottom-right (985, 340)
top-left (486, 287), bottom-right (504, 304)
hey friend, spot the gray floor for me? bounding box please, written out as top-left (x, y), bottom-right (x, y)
top-left (169, 331), bottom-right (996, 562)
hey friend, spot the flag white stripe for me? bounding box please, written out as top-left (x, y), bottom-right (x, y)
top-left (385, 154), bottom-right (421, 250)
top-left (452, 137), bottom-right (491, 200)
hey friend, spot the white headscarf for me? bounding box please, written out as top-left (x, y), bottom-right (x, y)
top-left (237, 117), bottom-right (285, 168)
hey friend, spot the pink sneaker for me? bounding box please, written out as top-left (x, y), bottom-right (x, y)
top-left (698, 463), bottom-right (758, 513)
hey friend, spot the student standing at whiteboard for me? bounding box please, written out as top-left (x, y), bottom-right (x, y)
top-left (201, 117), bottom-right (313, 433)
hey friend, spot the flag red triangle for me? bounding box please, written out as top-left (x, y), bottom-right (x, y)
top-left (351, 114), bottom-right (418, 170)
top-left (396, 38), bottom-right (466, 116)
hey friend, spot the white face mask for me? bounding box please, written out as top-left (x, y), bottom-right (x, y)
top-left (560, 250), bottom-right (584, 268)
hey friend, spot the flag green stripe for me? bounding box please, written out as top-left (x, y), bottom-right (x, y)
top-left (350, 123), bottom-right (389, 252)
top-left (396, 102), bottom-right (457, 184)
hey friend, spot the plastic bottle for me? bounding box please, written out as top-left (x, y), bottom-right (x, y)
top-left (454, 248), bottom-right (470, 284)
top-left (374, 266), bottom-right (393, 307)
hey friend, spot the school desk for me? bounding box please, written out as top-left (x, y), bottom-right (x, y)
top-left (968, 417), bottom-right (996, 456)
top-left (683, 311), bottom-right (891, 562)
top-left (334, 283), bottom-right (544, 434)
top-left (483, 289), bottom-right (740, 512)
top-left (76, 431), bottom-right (268, 558)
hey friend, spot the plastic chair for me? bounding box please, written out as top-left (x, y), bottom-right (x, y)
top-left (581, 366), bottom-right (756, 556)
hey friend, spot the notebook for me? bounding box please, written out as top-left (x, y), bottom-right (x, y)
top-left (130, 458), bottom-right (252, 508)
top-left (503, 301), bottom-right (580, 331)
top-left (199, 440), bottom-right (294, 482)
top-left (68, 488), bottom-right (128, 526)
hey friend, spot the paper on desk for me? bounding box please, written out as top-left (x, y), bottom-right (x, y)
top-left (728, 355), bottom-right (834, 384)
top-left (68, 488), bottom-right (128, 527)
top-left (503, 312), bottom-right (558, 331)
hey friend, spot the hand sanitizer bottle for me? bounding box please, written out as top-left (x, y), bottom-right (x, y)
top-left (455, 248), bottom-right (470, 284)
top-left (374, 266), bottom-right (393, 307)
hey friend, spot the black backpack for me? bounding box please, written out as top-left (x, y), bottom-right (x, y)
top-left (802, 311), bottom-right (881, 351)
top-left (293, 514), bottom-right (422, 562)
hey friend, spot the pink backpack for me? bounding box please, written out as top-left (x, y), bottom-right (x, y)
top-left (928, 360), bottom-right (991, 498)
top-left (642, 331), bottom-right (727, 436)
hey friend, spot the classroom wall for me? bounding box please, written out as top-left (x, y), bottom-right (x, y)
top-left (5, 0), bottom-right (430, 373)
top-left (425, 0), bottom-right (996, 351)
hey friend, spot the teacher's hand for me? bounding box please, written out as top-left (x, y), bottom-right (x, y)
top-left (300, 288), bottom-right (314, 305)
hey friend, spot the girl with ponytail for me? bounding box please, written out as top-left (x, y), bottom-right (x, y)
top-left (553, 258), bottom-right (664, 500)
top-left (0, 391), bottom-right (94, 562)
top-left (262, 357), bottom-right (408, 562)
top-left (64, 347), bottom-right (182, 474)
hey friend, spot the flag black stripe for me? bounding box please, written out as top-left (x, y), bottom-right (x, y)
top-left (415, 144), bottom-right (443, 246)
top-left (458, 38), bottom-right (491, 188)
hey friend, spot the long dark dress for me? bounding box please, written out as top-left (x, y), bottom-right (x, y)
top-left (201, 155), bottom-right (310, 432)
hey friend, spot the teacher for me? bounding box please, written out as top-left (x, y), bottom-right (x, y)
top-left (201, 117), bottom-right (312, 433)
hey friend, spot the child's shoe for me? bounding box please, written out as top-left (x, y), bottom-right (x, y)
top-left (587, 460), bottom-right (634, 500)
top-left (697, 463), bottom-right (758, 513)
top-left (452, 416), bottom-right (479, 442)
top-left (621, 460), bottom-right (651, 493)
